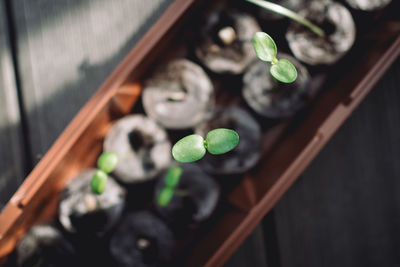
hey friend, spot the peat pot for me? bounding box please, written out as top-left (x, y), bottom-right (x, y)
top-left (153, 164), bottom-right (219, 229)
top-left (195, 9), bottom-right (261, 74)
top-left (142, 59), bottom-right (214, 130)
top-left (103, 115), bottom-right (171, 184)
top-left (286, 0), bottom-right (356, 65)
top-left (243, 53), bottom-right (312, 118)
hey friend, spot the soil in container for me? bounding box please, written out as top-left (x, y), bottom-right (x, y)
top-left (195, 107), bottom-right (262, 175)
top-left (286, 0), bottom-right (356, 65)
top-left (195, 9), bottom-right (261, 74)
top-left (142, 59), bottom-right (214, 130)
top-left (109, 211), bottom-right (174, 267)
top-left (346, 0), bottom-right (392, 11)
top-left (153, 164), bottom-right (219, 231)
top-left (13, 224), bottom-right (78, 267)
top-left (103, 115), bottom-right (171, 184)
top-left (58, 169), bottom-right (125, 235)
top-left (243, 53), bottom-right (312, 118)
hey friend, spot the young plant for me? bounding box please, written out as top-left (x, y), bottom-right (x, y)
top-left (245, 0), bottom-right (325, 37)
top-left (91, 152), bottom-right (119, 194)
top-left (157, 166), bottom-right (183, 207)
top-left (172, 128), bottom-right (239, 163)
top-left (253, 32), bottom-right (297, 83)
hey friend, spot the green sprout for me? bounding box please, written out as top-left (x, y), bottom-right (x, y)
top-left (245, 0), bottom-right (325, 37)
top-left (164, 165), bottom-right (183, 187)
top-left (157, 166), bottom-right (183, 207)
top-left (91, 170), bottom-right (108, 195)
top-left (158, 187), bottom-right (175, 207)
top-left (172, 128), bottom-right (239, 163)
top-left (91, 152), bottom-right (119, 194)
top-left (252, 32), bottom-right (297, 83)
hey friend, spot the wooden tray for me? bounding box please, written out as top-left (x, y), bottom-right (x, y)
top-left (0, 0), bottom-right (399, 266)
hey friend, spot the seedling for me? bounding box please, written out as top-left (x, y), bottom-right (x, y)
top-left (245, 0), bottom-right (325, 37)
top-left (245, 0), bottom-right (329, 83)
top-left (253, 32), bottom-right (297, 83)
top-left (172, 128), bottom-right (239, 163)
top-left (157, 166), bottom-right (183, 207)
top-left (91, 152), bottom-right (119, 194)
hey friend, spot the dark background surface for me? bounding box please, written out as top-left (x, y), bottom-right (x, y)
top-left (226, 58), bottom-right (400, 267)
top-left (0, 0), bottom-right (399, 266)
top-left (271, 57), bottom-right (400, 267)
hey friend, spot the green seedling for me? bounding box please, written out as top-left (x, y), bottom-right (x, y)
top-left (91, 170), bottom-right (108, 195)
top-left (164, 165), bottom-right (183, 187)
top-left (253, 32), bottom-right (297, 83)
top-left (157, 166), bottom-right (183, 207)
top-left (245, 0), bottom-right (325, 37)
top-left (158, 187), bottom-right (175, 207)
top-left (97, 152), bottom-right (119, 174)
top-left (91, 152), bottom-right (119, 194)
top-left (172, 128), bottom-right (239, 163)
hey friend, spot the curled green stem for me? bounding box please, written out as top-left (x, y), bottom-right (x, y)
top-left (245, 0), bottom-right (325, 37)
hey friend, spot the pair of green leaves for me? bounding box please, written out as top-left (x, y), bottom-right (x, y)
top-left (253, 32), bottom-right (297, 83)
top-left (157, 166), bottom-right (183, 207)
top-left (159, 129), bottom-right (239, 205)
top-left (172, 128), bottom-right (239, 163)
top-left (91, 152), bottom-right (119, 194)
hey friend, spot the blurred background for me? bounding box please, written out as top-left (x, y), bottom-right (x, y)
top-left (0, 0), bottom-right (399, 266)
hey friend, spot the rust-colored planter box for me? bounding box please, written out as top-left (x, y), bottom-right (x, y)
top-left (0, 0), bottom-right (399, 266)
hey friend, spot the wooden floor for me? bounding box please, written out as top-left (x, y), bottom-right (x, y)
top-left (271, 58), bottom-right (400, 267)
top-left (226, 58), bottom-right (400, 267)
top-left (0, 1), bottom-right (399, 266)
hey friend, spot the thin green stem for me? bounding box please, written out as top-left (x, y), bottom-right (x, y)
top-left (175, 189), bottom-right (190, 197)
top-left (245, 0), bottom-right (325, 37)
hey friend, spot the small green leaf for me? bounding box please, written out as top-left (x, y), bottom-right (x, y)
top-left (97, 152), bottom-right (118, 174)
top-left (270, 59), bottom-right (297, 83)
top-left (91, 170), bottom-right (108, 195)
top-left (165, 166), bottom-right (182, 188)
top-left (158, 187), bottom-right (174, 207)
top-left (205, 128), bottom-right (239, 155)
top-left (172, 134), bottom-right (206, 163)
top-left (253, 32), bottom-right (277, 62)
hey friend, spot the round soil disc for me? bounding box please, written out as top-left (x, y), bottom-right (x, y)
top-left (286, 0), bottom-right (356, 65)
top-left (58, 169), bottom-right (126, 234)
top-left (110, 211), bottom-right (174, 267)
top-left (243, 53), bottom-right (312, 118)
top-left (143, 59), bottom-right (214, 130)
top-left (16, 224), bottom-right (77, 267)
top-left (195, 10), bottom-right (261, 74)
top-left (195, 107), bottom-right (262, 174)
top-left (104, 115), bottom-right (171, 183)
top-left (346, 0), bottom-right (391, 11)
top-left (154, 163), bottom-right (219, 226)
